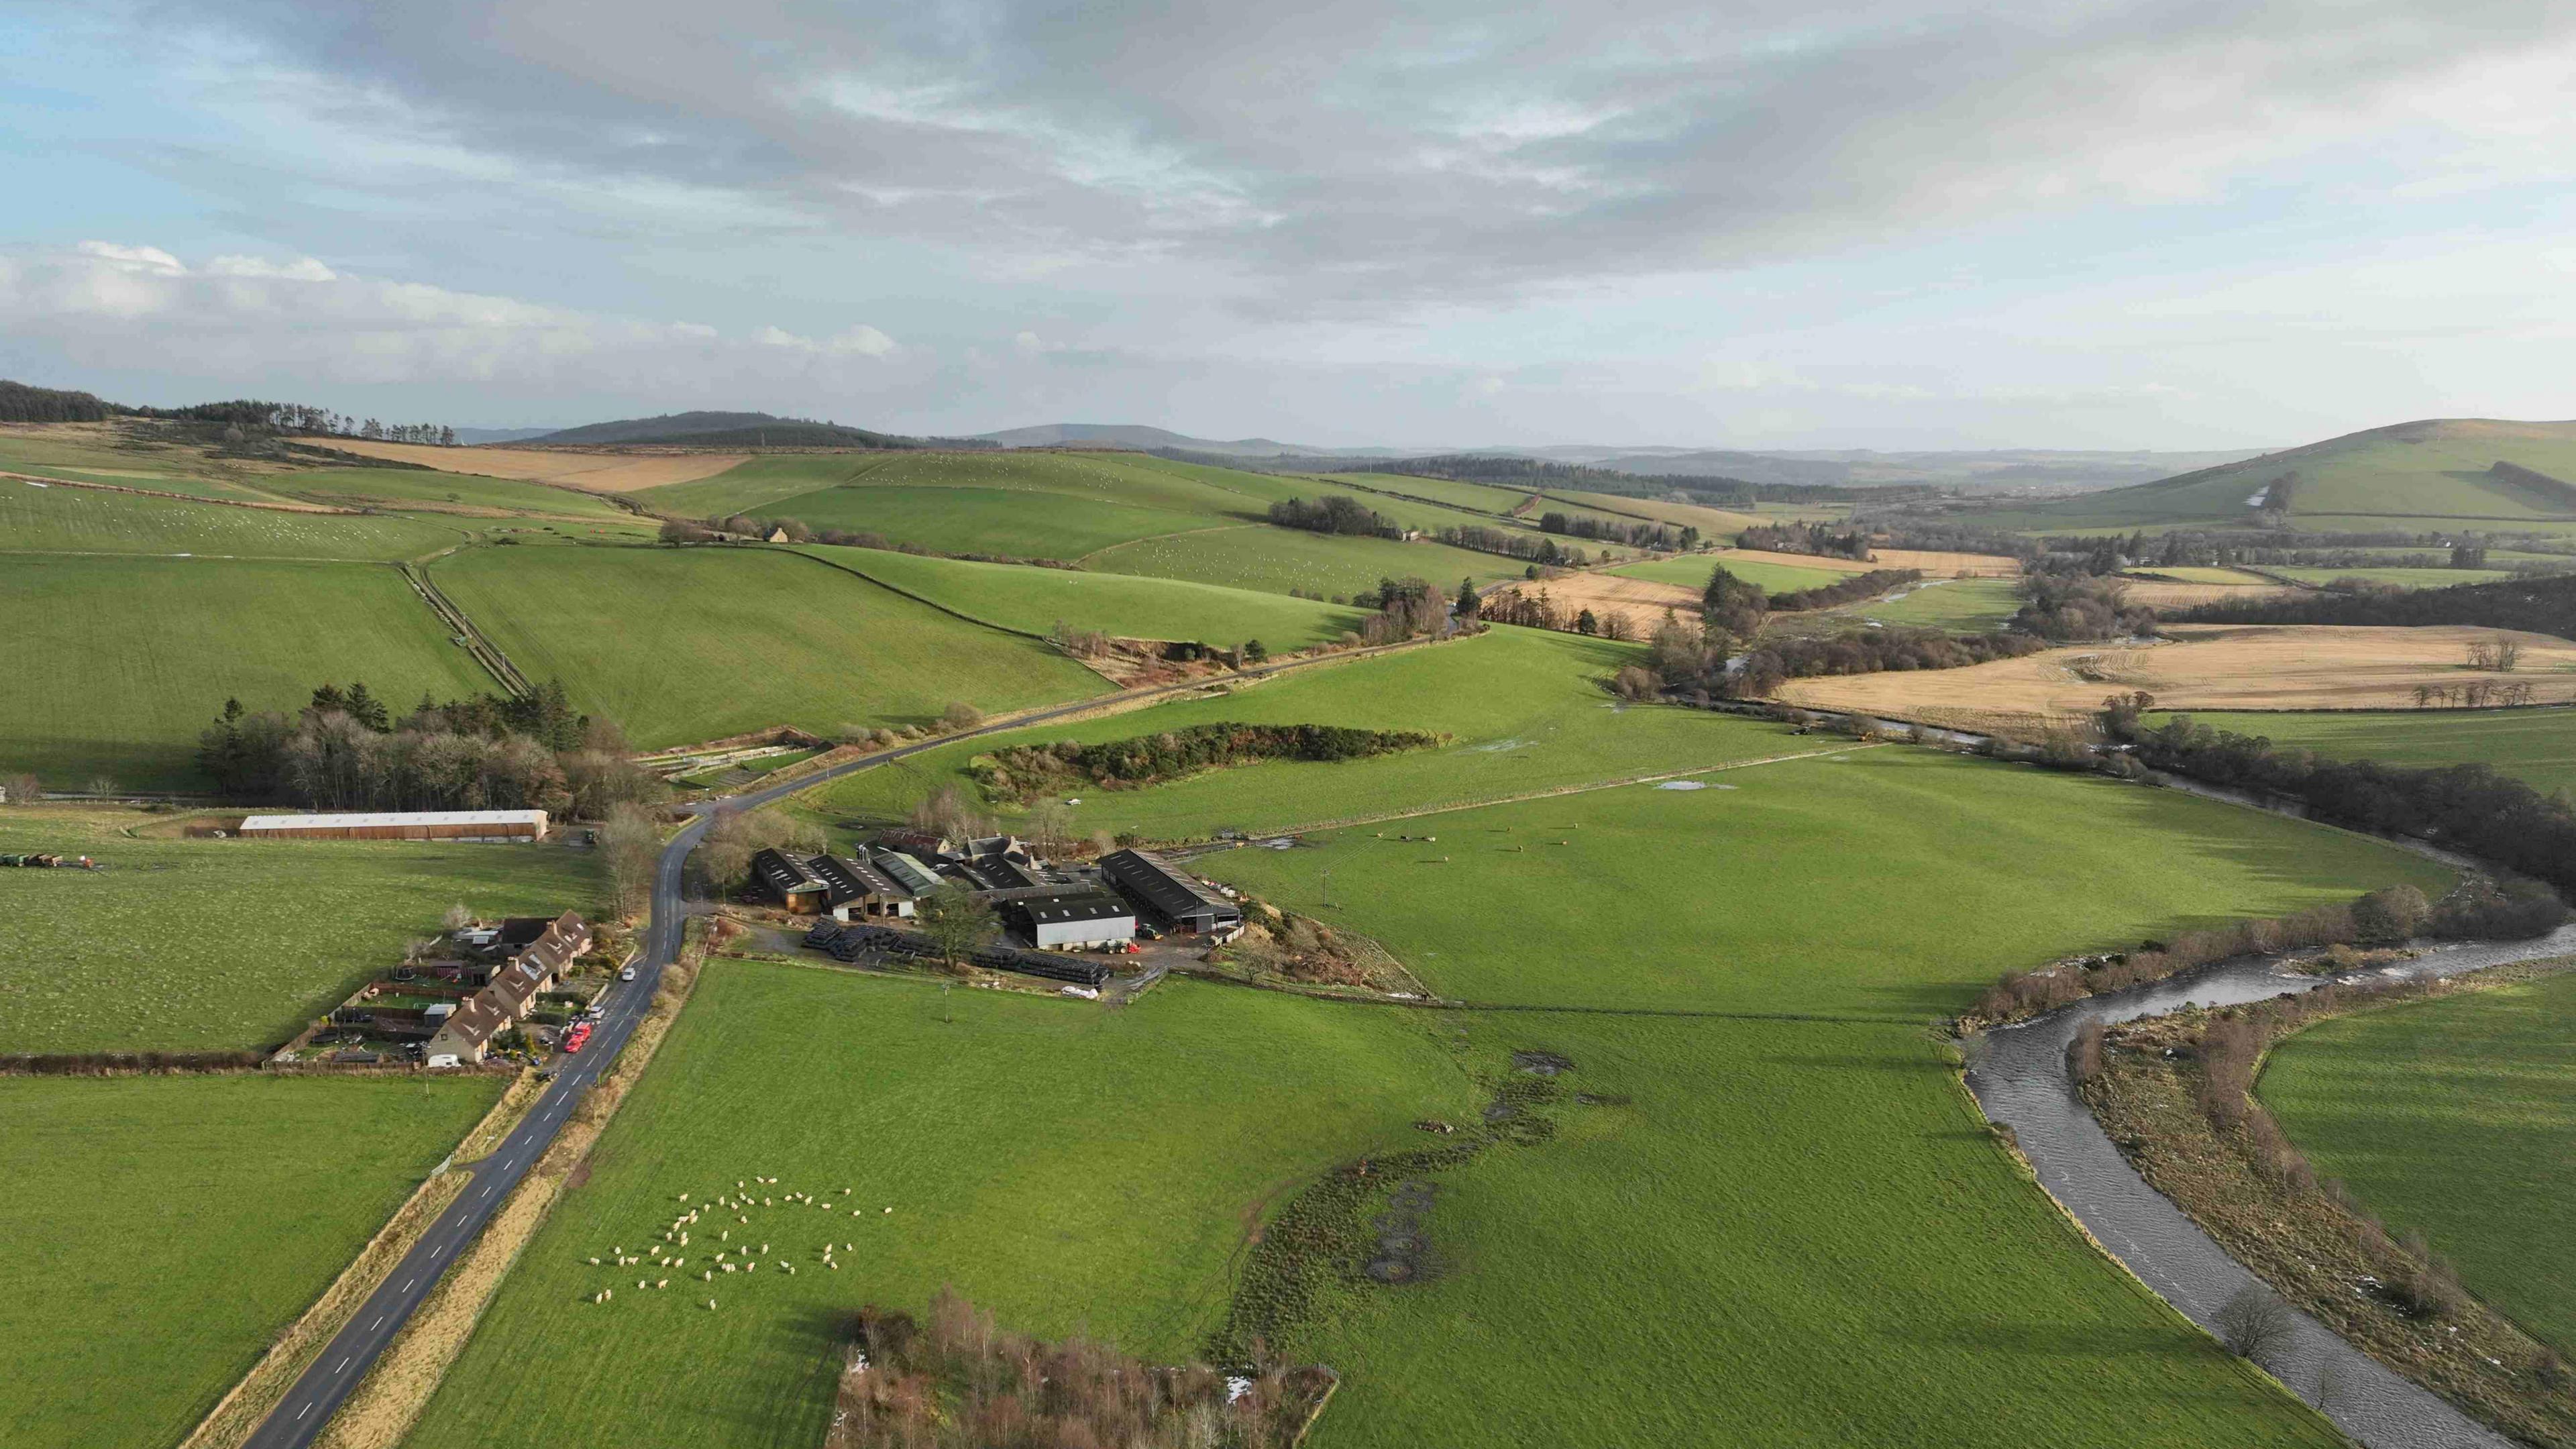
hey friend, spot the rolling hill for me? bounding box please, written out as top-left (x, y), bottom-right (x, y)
top-left (1988, 419), bottom-right (2576, 533)
top-left (529, 411), bottom-right (928, 449)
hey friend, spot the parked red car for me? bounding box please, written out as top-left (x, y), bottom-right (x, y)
top-left (562, 1022), bottom-right (594, 1054)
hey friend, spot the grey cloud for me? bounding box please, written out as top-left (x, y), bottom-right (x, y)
top-left (147, 1), bottom-right (2576, 316)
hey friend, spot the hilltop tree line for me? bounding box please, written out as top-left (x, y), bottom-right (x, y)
top-left (195, 680), bottom-right (664, 817)
top-left (1267, 494), bottom-right (1400, 537)
top-left (1348, 453), bottom-right (1947, 508)
top-left (0, 381), bottom-right (457, 442)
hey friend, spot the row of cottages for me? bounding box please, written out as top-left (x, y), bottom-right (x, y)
top-left (237, 809), bottom-right (549, 843)
top-left (425, 912), bottom-right (592, 1067)
top-left (1098, 849), bottom-right (1244, 937)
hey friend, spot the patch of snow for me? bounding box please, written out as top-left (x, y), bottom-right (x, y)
top-left (1654, 780), bottom-right (1710, 791)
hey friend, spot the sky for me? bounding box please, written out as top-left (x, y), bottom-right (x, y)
top-left (3, 1), bottom-right (2574, 450)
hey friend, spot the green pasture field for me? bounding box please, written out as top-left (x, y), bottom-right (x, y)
top-left (2292, 513), bottom-right (2576, 537)
top-left (430, 545), bottom-right (1107, 747)
top-left (641, 449), bottom-right (1295, 526)
top-left (1197, 748), bottom-right (2453, 1018)
top-left (2157, 707), bottom-right (2576, 799)
top-left (0, 1072), bottom-right (505, 1449)
top-left (1850, 576), bottom-right (2023, 629)
top-left (264, 467), bottom-right (635, 520)
top-left (0, 481), bottom-right (469, 560)
top-left (0, 555), bottom-right (494, 788)
top-left (2260, 966), bottom-right (2576, 1352)
top-left (1318, 472), bottom-right (1536, 515)
top-left (2128, 566), bottom-right (2277, 586)
top-left (627, 453), bottom-right (877, 519)
top-left (2264, 566), bottom-right (2515, 588)
top-left (1609, 550), bottom-right (1849, 593)
top-left (0, 421), bottom-right (300, 503)
top-left (405, 965), bottom-right (1479, 1449)
top-left (806, 627), bottom-right (1794, 841)
top-left (1293, 1011), bottom-right (2339, 1449)
top-left (749, 484), bottom-right (1222, 559)
top-left (1550, 486), bottom-right (1768, 534)
top-left (1085, 525), bottom-right (1520, 599)
top-left (1273, 483), bottom-right (1563, 546)
top-left (796, 545), bottom-right (1364, 647)
top-left (0, 806), bottom-right (605, 1053)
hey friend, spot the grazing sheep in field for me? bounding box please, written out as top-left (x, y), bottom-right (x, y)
top-left (706, 1298), bottom-right (717, 1310)
top-left (841, 1187), bottom-right (851, 1195)
top-left (719, 1230), bottom-right (729, 1240)
top-left (639, 1279), bottom-right (649, 1289)
top-left (722, 1263), bottom-right (737, 1273)
top-left (656, 1279), bottom-right (668, 1289)
top-left (784, 1264), bottom-right (796, 1275)
top-left (759, 1243), bottom-right (769, 1254)
top-left (702, 1270), bottom-right (713, 1281)
top-left (745, 1262), bottom-right (757, 1273)
top-left (882, 1207), bottom-right (892, 1214)
top-left (588, 1256), bottom-right (600, 1265)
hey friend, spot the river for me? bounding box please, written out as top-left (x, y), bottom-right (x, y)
top-left (1965, 924), bottom-right (2576, 1448)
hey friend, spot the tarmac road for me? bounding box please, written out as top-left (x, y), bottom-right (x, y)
top-left (241, 638), bottom-right (1430, 1447)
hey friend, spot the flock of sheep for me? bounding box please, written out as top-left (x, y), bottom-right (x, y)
top-left (584, 1175), bottom-right (897, 1311)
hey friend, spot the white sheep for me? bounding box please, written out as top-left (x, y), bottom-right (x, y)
top-left (656, 1279), bottom-right (669, 1289)
top-left (702, 1269), bottom-right (714, 1281)
top-left (638, 1279), bottom-right (649, 1289)
top-left (745, 1262), bottom-right (758, 1273)
top-left (722, 1263), bottom-right (737, 1273)
top-left (719, 1230), bottom-right (729, 1241)
top-left (882, 1207), bottom-right (892, 1214)
top-left (759, 1243), bottom-right (769, 1254)
top-left (784, 1264), bottom-right (797, 1275)
top-left (706, 1298), bottom-right (718, 1310)
top-left (588, 1256), bottom-right (601, 1265)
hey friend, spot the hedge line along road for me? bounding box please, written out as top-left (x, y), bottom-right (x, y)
top-left (243, 636), bottom-right (1446, 1448)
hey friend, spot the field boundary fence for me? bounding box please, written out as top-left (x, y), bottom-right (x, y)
top-left (400, 561), bottom-right (531, 696)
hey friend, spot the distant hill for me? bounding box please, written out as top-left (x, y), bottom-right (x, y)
top-left (972, 423), bottom-right (1397, 457)
top-left (1990, 419), bottom-right (2576, 533)
top-left (453, 426), bottom-right (564, 445)
top-left (532, 411), bottom-right (929, 449)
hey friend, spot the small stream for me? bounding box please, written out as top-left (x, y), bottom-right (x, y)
top-left (1966, 924), bottom-right (2576, 1448)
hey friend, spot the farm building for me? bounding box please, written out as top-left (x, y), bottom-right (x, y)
top-left (426, 912), bottom-right (590, 1067)
top-left (237, 809), bottom-right (549, 843)
top-left (750, 847), bottom-right (919, 919)
top-left (1099, 849), bottom-right (1244, 936)
top-left (873, 827), bottom-right (955, 859)
top-left (873, 850), bottom-right (943, 896)
top-left (1008, 894), bottom-right (1136, 950)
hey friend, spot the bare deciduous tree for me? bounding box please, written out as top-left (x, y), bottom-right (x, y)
top-left (2213, 1283), bottom-right (2298, 1365)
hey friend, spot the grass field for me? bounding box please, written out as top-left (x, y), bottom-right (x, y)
top-left (1197, 748), bottom-right (2451, 1018)
top-left (1776, 623), bottom-right (2576, 729)
top-left (0, 419), bottom-right (311, 502)
top-left (1549, 487), bottom-right (1769, 534)
top-left (797, 545), bottom-right (1364, 646)
top-left (1084, 525), bottom-right (1520, 600)
top-left (0, 1073), bottom-right (506, 1449)
top-left (761, 484), bottom-right (1222, 558)
top-left (1291, 1011), bottom-right (2340, 1449)
top-left (2159, 706), bottom-right (2576, 797)
top-left (807, 627), bottom-right (1795, 841)
top-left (0, 480), bottom-right (469, 560)
top-left (1319, 472), bottom-right (1535, 515)
top-left (409, 745), bottom-right (2422, 1448)
top-left (431, 545), bottom-right (1108, 747)
top-left (0, 806), bottom-right (606, 1053)
top-left (405, 965), bottom-right (1479, 1449)
top-left (1851, 576), bottom-right (2023, 629)
top-left (2260, 969), bottom-right (2576, 1352)
top-left (0, 555), bottom-right (495, 788)
top-left (1988, 421), bottom-right (2576, 533)
top-left (1610, 550), bottom-right (1849, 593)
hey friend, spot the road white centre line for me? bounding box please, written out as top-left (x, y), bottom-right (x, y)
top-left (335, 1356), bottom-right (350, 1374)
top-left (297, 1402), bottom-right (312, 1421)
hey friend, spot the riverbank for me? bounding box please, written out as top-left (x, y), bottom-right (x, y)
top-left (1966, 925), bottom-right (2576, 1449)
top-left (2085, 961), bottom-right (2576, 1447)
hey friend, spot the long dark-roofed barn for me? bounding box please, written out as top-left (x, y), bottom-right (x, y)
top-left (1098, 849), bottom-right (1243, 936)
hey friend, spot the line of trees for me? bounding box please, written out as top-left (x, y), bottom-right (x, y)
top-left (1535, 511), bottom-right (1697, 551)
top-left (2108, 710), bottom-right (2576, 900)
top-left (1267, 495), bottom-right (1401, 537)
top-left (2012, 574), bottom-right (2157, 641)
top-left (1436, 523), bottom-right (1597, 568)
top-left (2180, 573), bottom-right (2576, 641)
top-left (971, 722), bottom-right (1444, 804)
top-left (1768, 568), bottom-right (1920, 611)
top-left (1737, 522), bottom-right (1872, 559)
top-left (195, 680), bottom-right (665, 817)
top-left (0, 379), bottom-right (113, 422)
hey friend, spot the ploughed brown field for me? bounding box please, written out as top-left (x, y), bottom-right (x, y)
top-left (1868, 548), bottom-right (2024, 578)
top-left (2114, 578), bottom-right (2300, 610)
top-left (1489, 572), bottom-right (1702, 635)
top-left (319, 439), bottom-right (747, 492)
top-left (1774, 623), bottom-right (2576, 732)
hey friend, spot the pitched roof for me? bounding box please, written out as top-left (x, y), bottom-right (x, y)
top-left (751, 847), bottom-right (827, 898)
top-left (808, 853), bottom-right (908, 902)
top-left (872, 851), bottom-right (942, 894)
top-left (1014, 894), bottom-right (1134, 927)
top-left (1099, 849), bottom-right (1240, 920)
top-left (241, 810), bottom-right (547, 830)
